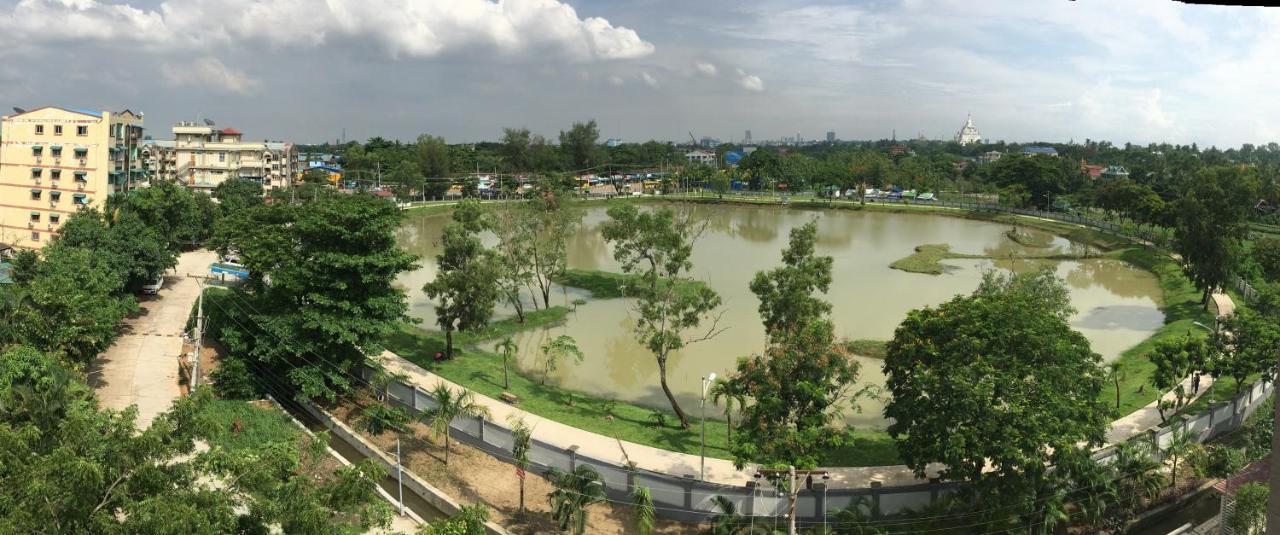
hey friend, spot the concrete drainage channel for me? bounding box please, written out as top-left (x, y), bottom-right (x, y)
top-left (265, 396), bottom-right (449, 529)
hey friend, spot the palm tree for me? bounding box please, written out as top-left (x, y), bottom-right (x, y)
top-left (1106, 361), bottom-right (1125, 409)
top-left (495, 337), bottom-right (517, 390)
top-left (1111, 440), bottom-right (1162, 518)
top-left (546, 465), bottom-right (605, 535)
top-left (510, 416), bottom-right (532, 515)
top-left (420, 383), bottom-right (489, 465)
top-left (632, 486), bottom-right (655, 535)
top-left (0, 286), bottom-right (31, 348)
top-left (709, 377), bottom-right (746, 442)
top-left (1164, 427), bottom-right (1194, 489)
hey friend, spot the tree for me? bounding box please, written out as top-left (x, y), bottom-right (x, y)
top-left (601, 204), bottom-right (724, 428)
top-left (1173, 166), bottom-right (1259, 307)
top-left (521, 188), bottom-right (583, 310)
top-left (414, 134), bottom-right (451, 178)
top-left (118, 179), bottom-right (217, 249)
top-left (17, 244), bottom-right (137, 366)
top-left (387, 159), bottom-right (425, 197)
top-left (210, 194), bottom-right (418, 400)
top-left (882, 270), bottom-right (1108, 524)
top-left (1213, 308), bottom-right (1280, 393)
top-left (988, 153), bottom-right (1068, 209)
top-left (1227, 482), bottom-right (1269, 535)
top-left (539, 335), bottom-right (583, 388)
top-left (495, 337), bottom-right (517, 389)
top-left (632, 486), bottom-right (655, 535)
top-left (212, 177), bottom-right (264, 215)
top-left (559, 120), bottom-right (600, 170)
top-left (0, 348), bottom-right (391, 534)
top-left (303, 168), bottom-right (332, 185)
top-left (358, 404), bottom-right (412, 436)
top-left (488, 201), bottom-right (535, 322)
top-left (1149, 335), bottom-right (1203, 423)
top-left (422, 200), bottom-right (500, 359)
top-left (729, 222), bottom-right (864, 468)
top-left (709, 172), bottom-right (731, 200)
top-left (421, 383), bottom-right (488, 466)
top-left (418, 504), bottom-right (489, 535)
top-left (55, 208), bottom-right (174, 291)
top-left (708, 377), bottom-right (746, 443)
top-left (0, 285), bottom-right (31, 349)
top-left (1164, 427), bottom-right (1194, 488)
top-left (510, 417), bottom-right (533, 515)
top-left (546, 465), bottom-right (605, 535)
top-left (1106, 360), bottom-right (1125, 409)
top-left (1251, 236), bottom-right (1280, 281)
top-left (500, 127), bottom-right (533, 172)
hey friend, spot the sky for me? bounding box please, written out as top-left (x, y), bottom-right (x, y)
top-left (0, 0), bottom-right (1276, 147)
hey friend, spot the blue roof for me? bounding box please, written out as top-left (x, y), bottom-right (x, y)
top-left (1022, 146), bottom-right (1058, 155)
top-left (63, 107), bottom-right (102, 118)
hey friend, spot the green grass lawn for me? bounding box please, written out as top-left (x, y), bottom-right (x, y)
top-left (193, 397), bottom-right (303, 452)
top-left (383, 323), bottom-right (902, 467)
top-left (451, 306), bottom-right (570, 346)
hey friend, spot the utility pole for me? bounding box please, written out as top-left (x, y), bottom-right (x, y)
top-left (191, 279), bottom-right (204, 394)
top-left (756, 467), bottom-right (826, 535)
top-left (1268, 378), bottom-right (1280, 533)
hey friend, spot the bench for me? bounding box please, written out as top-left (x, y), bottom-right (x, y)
top-left (499, 391), bottom-right (519, 404)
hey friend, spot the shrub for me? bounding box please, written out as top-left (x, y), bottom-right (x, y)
top-left (210, 356), bottom-right (261, 400)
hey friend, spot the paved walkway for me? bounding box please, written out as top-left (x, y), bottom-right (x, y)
top-left (380, 348), bottom-right (1221, 490)
top-left (87, 250), bottom-right (218, 428)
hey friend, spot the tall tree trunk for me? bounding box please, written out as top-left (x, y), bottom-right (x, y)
top-left (503, 354), bottom-right (510, 389)
top-left (657, 358), bottom-right (690, 428)
top-left (519, 479), bottom-right (525, 514)
top-left (444, 431), bottom-right (451, 465)
top-left (1114, 380), bottom-right (1121, 408)
top-left (445, 328), bottom-right (454, 359)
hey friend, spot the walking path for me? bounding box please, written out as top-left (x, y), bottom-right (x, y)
top-left (379, 347), bottom-right (1220, 489)
top-left (87, 250), bottom-right (218, 428)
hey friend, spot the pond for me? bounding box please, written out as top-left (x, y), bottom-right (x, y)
top-left (396, 202), bottom-right (1164, 430)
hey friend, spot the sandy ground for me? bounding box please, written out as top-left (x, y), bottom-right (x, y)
top-left (332, 401), bottom-right (701, 535)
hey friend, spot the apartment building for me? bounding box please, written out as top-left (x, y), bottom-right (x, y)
top-left (0, 106), bottom-right (143, 249)
top-left (144, 122), bottom-right (295, 191)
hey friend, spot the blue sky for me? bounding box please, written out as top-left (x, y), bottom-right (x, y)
top-left (0, 0), bottom-right (1274, 147)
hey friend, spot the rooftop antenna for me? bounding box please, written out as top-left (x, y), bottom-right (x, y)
top-left (11, 107), bottom-right (25, 114)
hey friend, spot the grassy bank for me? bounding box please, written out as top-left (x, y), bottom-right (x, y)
top-left (551, 268), bottom-right (711, 299)
top-left (193, 397), bottom-right (303, 452)
top-left (1103, 247), bottom-right (1216, 418)
top-left (1005, 228), bottom-right (1055, 248)
top-left (451, 306), bottom-right (570, 346)
top-left (844, 339), bottom-right (889, 360)
top-left (383, 323), bottom-right (901, 467)
top-left (889, 244), bottom-right (982, 274)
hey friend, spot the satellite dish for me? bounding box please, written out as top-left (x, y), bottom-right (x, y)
top-left (203, 118), bottom-right (215, 126)
top-left (12, 107), bottom-right (25, 114)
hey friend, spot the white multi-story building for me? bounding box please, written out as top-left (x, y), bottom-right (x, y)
top-left (685, 149), bottom-right (716, 167)
top-left (143, 122), bottom-right (295, 191)
top-left (955, 114), bottom-right (982, 145)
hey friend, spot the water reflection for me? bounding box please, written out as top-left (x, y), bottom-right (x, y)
top-left (398, 203), bottom-right (1164, 430)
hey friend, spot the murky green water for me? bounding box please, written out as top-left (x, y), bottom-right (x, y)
top-left (397, 202), bottom-right (1164, 429)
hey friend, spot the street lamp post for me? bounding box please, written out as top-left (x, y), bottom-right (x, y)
top-left (700, 372), bottom-right (717, 481)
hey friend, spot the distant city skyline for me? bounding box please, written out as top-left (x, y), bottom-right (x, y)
top-left (0, 0), bottom-right (1276, 147)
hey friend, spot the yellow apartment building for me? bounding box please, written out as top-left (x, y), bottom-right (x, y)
top-left (0, 106), bottom-right (144, 249)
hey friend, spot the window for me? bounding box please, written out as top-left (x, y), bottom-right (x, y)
top-left (34, 125), bottom-right (43, 135)
top-left (54, 125), bottom-right (62, 135)
top-left (31, 232), bottom-right (39, 242)
top-left (219, 152), bottom-right (226, 162)
top-left (31, 168), bottom-right (41, 179)
top-left (50, 214), bottom-right (60, 223)
top-left (50, 191), bottom-right (61, 202)
top-left (74, 148), bottom-right (87, 157)
top-left (51, 147), bottom-right (61, 157)
top-left (51, 170), bottom-right (62, 180)
top-left (31, 146), bottom-right (42, 156)
top-left (30, 212), bottom-right (40, 222)
top-left (30, 190), bottom-right (41, 200)
top-left (73, 172), bottom-right (86, 182)
top-left (77, 125), bottom-right (88, 136)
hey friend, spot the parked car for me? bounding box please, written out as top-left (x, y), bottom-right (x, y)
top-left (141, 275), bottom-right (164, 295)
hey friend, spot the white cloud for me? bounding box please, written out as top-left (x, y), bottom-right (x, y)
top-left (608, 74), bottom-right (625, 86)
top-left (640, 72), bottom-right (660, 89)
top-left (161, 57), bottom-right (261, 95)
top-left (0, 0), bottom-right (654, 61)
top-left (735, 69), bottom-right (763, 92)
top-left (695, 61), bottom-right (718, 76)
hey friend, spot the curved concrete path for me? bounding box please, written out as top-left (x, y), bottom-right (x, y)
top-left (379, 348), bottom-right (1218, 490)
top-left (87, 250), bottom-right (217, 428)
